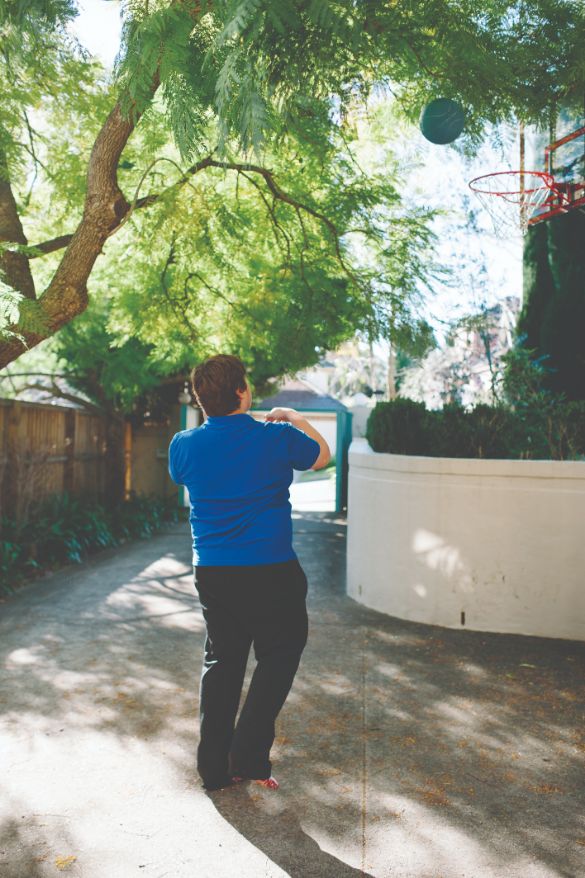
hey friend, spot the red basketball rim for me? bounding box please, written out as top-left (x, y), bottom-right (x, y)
top-left (469, 170), bottom-right (557, 196)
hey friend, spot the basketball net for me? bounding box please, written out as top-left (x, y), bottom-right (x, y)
top-left (468, 122), bottom-right (573, 236)
top-left (468, 169), bottom-right (561, 236)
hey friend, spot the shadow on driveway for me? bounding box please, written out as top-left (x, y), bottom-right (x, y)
top-left (0, 513), bottom-right (584, 877)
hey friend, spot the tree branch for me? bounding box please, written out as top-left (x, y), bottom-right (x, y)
top-left (146, 157), bottom-right (366, 290)
top-left (0, 146), bottom-right (37, 301)
top-left (14, 381), bottom-right (103, 415)
top-left (29, 154), bottom-right (359, 289)
top-left (238, 170), bottom-right (292, 262)
top-left (185, 270), bottom-right (266, 326)
top-left (27, 234), bottom-right (75, 256)
top-left (160, 236), bottom-right (200, 344)
top-left (0, 71), bottom-right (161, 368)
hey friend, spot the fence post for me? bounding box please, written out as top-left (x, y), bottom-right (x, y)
top-left (63, 409), bottom-right (76, 495)
top-left (124, 421), bottom-right (132, 499)
top-left (2, 401), bottom-right (20, 517)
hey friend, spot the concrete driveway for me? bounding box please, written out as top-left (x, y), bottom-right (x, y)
top-left (1, 512), bottom-right (584, 878)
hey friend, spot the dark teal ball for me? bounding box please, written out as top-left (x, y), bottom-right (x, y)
top-left (420, 98), bottom-right (465, 144)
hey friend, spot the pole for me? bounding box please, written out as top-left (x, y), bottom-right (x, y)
top-left (519, 120), bottom-right (526, 229)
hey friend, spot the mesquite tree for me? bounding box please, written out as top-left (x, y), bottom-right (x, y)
top-left (0, 0), bottom-right (583, 367)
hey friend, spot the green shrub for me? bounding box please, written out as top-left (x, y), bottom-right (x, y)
top-left (562, 401), bottom-right (585, 459)
top-left (0, 493), bottom-right (182, 595)
top-left (0, 540), bottom-right (23, 592)
top-left (366, 399), bottom-right (431, 455)
top-left (366, 398), bottom-right (585, 461)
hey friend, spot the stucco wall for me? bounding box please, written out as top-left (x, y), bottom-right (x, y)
top-left (347, 439), bottom-right (585, 641)
top-left (346, 402), bottom-right (374, 439)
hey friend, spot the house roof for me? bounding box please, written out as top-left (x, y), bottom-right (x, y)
top-left (11, 379), bottom-right (90, 409)
top-left (253, 378), bottom-right (348, 412)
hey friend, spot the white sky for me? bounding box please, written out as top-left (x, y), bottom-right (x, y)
top-left (68, 2), bottom-right (523, 354)
top-left (407, 127), bottom-right (524, 338)
top-left (68, 0), bottom-right (122, 68)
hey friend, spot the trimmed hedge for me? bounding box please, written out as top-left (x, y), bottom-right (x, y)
top-left (365, 398), bottom-right (585, 461)
top-left (0, 493), bottom-right (183, 596)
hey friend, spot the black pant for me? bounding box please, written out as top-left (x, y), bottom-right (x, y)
top-left (193, 558), bottom-right (309, 790)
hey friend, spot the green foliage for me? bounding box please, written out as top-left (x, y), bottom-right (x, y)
top-left (5, 0), bottom-right (583, 384)
top-left (0, 272), bottom-right (49, 341)
top-left (366, 397), bottom-right (585, 461)
top-left (109, 493), bottom-right (178, 540)
top-left (103, 2), bottom-right (585, 163)
top-left (0, 1), bottom-right (76, 29)
top-left (0, 0), bottom-right (100, 172)
top-left (192, 0), bottom-right (585, 152)
top-left (433, 403), bottom-right (523, 458)
top-left (500, 339), bottom-right (585, 458)
top-left (0, 492), bottom-right (181, 594)
top-left (58, 96), bottom-right (438, 392)
top-left (366, 398), bottom-right (430, 455)
top-left (0, 539), bottom-right (23, 591)
top-left (500, 337), bottom-right (558, 410)
top-left (519, 221), bottom-right (553, 351)
top-left (53, 300), bottom-right (167, 413)
top-left (0, 12), bottom-right (442, 388)
top-left (0, 279), bottom-right (24, 341)
top-left (518, 211), bottom-right (585, 400)
top-left (392, 319), bottom-right (437, 363)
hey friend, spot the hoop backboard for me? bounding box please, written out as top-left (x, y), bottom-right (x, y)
top-left (469, 112), bottom-right (585, 235)
top-left (528, 112), bottom-right (585, 225)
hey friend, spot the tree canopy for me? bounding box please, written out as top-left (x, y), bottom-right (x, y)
top-left (0, 0), bottom-right (583, 371)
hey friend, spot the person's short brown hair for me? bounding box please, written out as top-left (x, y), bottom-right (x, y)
top-left (191, 354), bottom-right (247, 417)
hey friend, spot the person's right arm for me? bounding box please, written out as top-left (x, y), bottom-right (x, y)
top-left (168, 433), bottom-right (184, 484)
top-left (264, 407), bottom-right (331, 470)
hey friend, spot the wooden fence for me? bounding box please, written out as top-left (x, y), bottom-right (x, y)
top-left (0, 399), bottom-right (107, 521)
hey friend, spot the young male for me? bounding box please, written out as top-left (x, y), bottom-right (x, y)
top-left (168, 354), bottom-right (331, 791)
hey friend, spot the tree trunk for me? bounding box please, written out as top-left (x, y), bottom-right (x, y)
top-left (0, 80), bottom-right (160, 368)
top-left (0, 148), bottom-right (36, 301)
top-left (387, 343), bottom-right (397, 400)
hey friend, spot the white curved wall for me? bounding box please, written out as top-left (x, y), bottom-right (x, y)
top-left (347, 439), bottom-right (585, 641)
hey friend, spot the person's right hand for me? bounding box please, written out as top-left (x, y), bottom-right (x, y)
top-left (264, 407), bottom-right (299, 423)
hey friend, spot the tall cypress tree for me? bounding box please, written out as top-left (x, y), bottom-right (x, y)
top-left (518, 210), bottom-right (585, 400)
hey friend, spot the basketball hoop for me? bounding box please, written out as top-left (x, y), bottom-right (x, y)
top-left (468, 170), bottom-right (569, 235)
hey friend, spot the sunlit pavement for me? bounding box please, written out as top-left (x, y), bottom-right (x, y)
top-left (290, 469), bottom-right (336, 512)
top-left (1, 512), bottom-right (584, 878)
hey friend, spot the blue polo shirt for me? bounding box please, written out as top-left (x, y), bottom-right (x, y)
top-left (168, 413), bottom-right (320, 566)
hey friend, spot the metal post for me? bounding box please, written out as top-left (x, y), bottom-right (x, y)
top-left (335, 413), bottom-right (342, 513)
top-left (335, 411), bottom-right (353, 513)
top-left (519, 120), bottom-right (526, 229)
